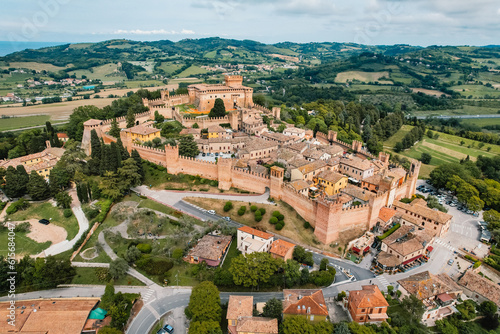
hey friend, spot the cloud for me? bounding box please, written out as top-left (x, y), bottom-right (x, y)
top-left (110, 29), bottom-right (195, 35)
top-left (280, 0), bottom-right (339, 16)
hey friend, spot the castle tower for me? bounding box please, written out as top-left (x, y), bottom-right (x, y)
top-left (352, 140), bottom-right (363, 152)
top-left (406, 160), bottom-right (421, 197)
top-left (270, 166), bottom-right (284, 200)
top-left (272, 107), bottom-right (281, 120)
top-left (225, 75), bottom-right (243, 86)
top-left (328, 130), bottom-right (337, 142)
top-left (160, 90), bottom-right (169, 101)
top-left (378, 152), bottom-right (390, 164)
top-left (165, 144), bottom-right (180, 172)
top-left (228, 110), bottom-right (239, 130)
top-left (314, 199), bottom-right (342, 244)
top-left (217, 158), bottom-right (233, 190)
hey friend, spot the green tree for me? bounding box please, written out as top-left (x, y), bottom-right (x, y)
top-left (55, 192), bottom-right (72, 209)
top-left (263, 298), bottom-right (283, 319)
top-left (49, 167), bottom-right (70, 193)
top-left (282, 316), bottom-right (314, 334)
top-left (100, 283), bottom-right (116, 310)
top-left (320, 258), bottom-right (329, 271)
top-left (109, 258), bottom-right (128, 280)
top-left (420, 152), bottom-right (432, 164)
top-left (284, 259), bottom-right (301, 288)
top-left (27, 171), bottom-right (50, 200)
top-left (109, 118), bottom-right (120, 138)
top-left (394, 142), bottom-right (404, 153)
top-left (124, 246), bottom-right (142, 264)
top-left (230, 252), bottom-right (282, 288)
top-left (208, 98), bottom-right (226, 118)
top-left (126, 108), bottom-right (136, 128)
top-left (192, 123), bottom-right (199, 129)
top-left (4, 166), bottom-right (23, 198)
top-left (117, 158), bottom-right (142, 188)
top-left (187, 281), bottom-right (221, 322)
top-left (154, 110), bottom-right (165, 123)
top-left (100, 171), bottom-right (125, 200)
top-left (188, 321), bottom-right (223, 334)
top-left (130, 149), bottom-right (144, 181)
top-left (116, 137), bottom-right (130, 160)
top-left (178, 135), bottom-right (199, 158)
top-left (334, 322), bottom-right (350, 334)
top-left (400, 295), bottom-right (426, 325)
top-left (98, 327), bottom-right (123, 334)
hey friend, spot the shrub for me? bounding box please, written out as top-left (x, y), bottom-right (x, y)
top-left (223, 201), bottom-right (233, 212)
top-left (0, 202), bottom-right (6, 211)
top-left (6, 198), bottom-right (29, 215)
top-left (93, 199), bottom-right (113, 223)
top-left (237, 206), bottom-right (246, 216)
top-left (84, 207), bottom-right (100, 220)
top-left (303, 221), bottom-right (311, 229)
top-left (377, 223), bottom-right (400, 240)
top-left (272, 211), bottom-right (281, 217)
top-left (250, 205), bottom-right (258, 212)
top-left (473, 261), bottom-right (481, 269)
top-left (277, 214), bottom-right (284, 221)
top-left (269, 217), bottom-right (278, 224)
top-left (275, 222), bottom-right (284, 230)
top-left (14, 222), bottom-right (31, 233)
top-left (136, 243), bottom-right (152, 254)
top-left (63, 209), bottom-right (73, 218)
top-left (254, 212), bottom-right (262, 222)
top-left (259, 208), bottom-right (266, 215)
top-left (136, 257), bottom-right (173, 275)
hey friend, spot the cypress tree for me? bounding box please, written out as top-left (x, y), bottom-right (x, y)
top-left (110, 142), bottom-right (122, 171)
top-left (80, 183), bottom-right (89, 203)
top-left (28, 171), bottom-right (50, 201)
top-left (100, 144), bottom-right (110, 175)
top-left (109, 118), bottom-right (121, 138)
top-left (16, 165), bottom-right (29, 196)
top-left (131, 149), bottom-right (144, 180)
top-left (76, 183), bottom-right (83, 203)
top-left (87, 182), bottom-right (93, 200)
top-left (4, 166), bottom-right (21, 198)
top-left (126, 108), bottom-right (135, 128)
top-left (90, 129), bottom-right (101, 159)
top-left (116, 137), bottom-right (130, 160)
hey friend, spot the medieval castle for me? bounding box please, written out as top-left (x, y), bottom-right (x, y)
top-left (81, 76), bottom-right (421, 245)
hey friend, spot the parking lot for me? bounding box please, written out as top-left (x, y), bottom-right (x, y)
top-left (415, 180), bottom-right (490, 260)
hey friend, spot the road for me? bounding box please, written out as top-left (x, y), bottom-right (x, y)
top-left (415, 114), bottom-right (500, 120)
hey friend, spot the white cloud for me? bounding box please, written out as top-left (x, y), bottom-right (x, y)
top-left (109, 29), bottom-right (195, 35)
top-left (281, 0), bottom-right (339, 16)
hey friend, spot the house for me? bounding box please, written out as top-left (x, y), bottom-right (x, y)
top-left (283, 127), bottom-right (305, 139)
top-left (0, 298), bottom-right (99, 334)
top-left (237, 138), bottom-right (279, 160)
top-left (260, 131), bottom-right (298, 147)
top-left (186, 234), bottom-right (232, 267)
top-left (206, 124), bottom-right (229, 139)
top-left (315, 170), bottom-right (348, 196)
top-left (398, 271), bottom-right (463, 324)
top-left (56, 133), bottom-right (69, 143)
top-left (237, 226), bottom-right (274, 255)
top-left (282, 289), bottom-right (329, 323)
top-left (0, 146), bottom-right (65, 180)
top-left (377, 225), bottom-right (434, 270)
top-left (179, 127), bottom-right (202, 140)
top-left (458, 270), bottom-right (500, 307)
top-left (377, 207), bottom-right (398, 228)
top-left (269, 239), bottom-right (295, 261)
top-left (121, 122), bottom-right (161, 143)
top-left (227, 295), bottom-right (278, 334)
top-left (302, 148), bottom-right (331, 162)
top-left (347, 285), bottom-right (389, 324)
top-left (289, 179), bottom-right (311, 196)
top-left (393, 199), bottom-right (452, 237)
top-left (339, 156), bottom-right (375, 180)
top-left (290, 160), bottom-right (328, 182)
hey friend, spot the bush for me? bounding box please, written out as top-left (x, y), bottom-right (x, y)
top-left (136, 243), bottom-right (152, 254)
top-left (136, 257), bottom-right (173, 275)
top-left (254, 212), bottom-right (262, 222)
top-left (0, 202), bottom-right (6, 211)
top-left (223, 201), bottom-right (233, 212)
top-left (6, 198), bottom-right (29, 215)
top-left (303, 221), bottom-right (311, 229)
top-left (275, 222), bottom-right (284, 230)
top-left (63, 209), bottom-right (73, 218)
top-left (14, 222), bottom-right (31, 233)
top-left (378, 224), bottom-right (400, 240)
top-left (258, 208), bottom-right (266, 215)
top-left (237, 206), bottom-right (246, 216)
top-left (269, 217), bottom-right (278, 224)
top-left (272, 211), bottom-right (281, 217)
top-left (277, 214), bottom-right (284, 221)
top-left (250, 205), bottom-right (258, 212)
top-left (93, 199), bottom-right (113, 223)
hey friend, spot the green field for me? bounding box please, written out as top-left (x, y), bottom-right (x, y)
top-left (451, 84), bottom-right (500, 98)
top-left (0, 228), bottom-right (50, 257)
top-left (69, 63), bottom-right (126, 81)
top-left (8, 202), bottom-right (80, 240)
top-left (157, 62), bottom-right (183, 74)
top-left (125, 80), bottom-right (165, 88)
top-left (71, 267), bottom-right (145, 286)
top-left (0, 115), bottom-right (51, 131)
top-left (384, 125), bottom-right (500, 178)
top-left (460, 117), bottom-right (500, 128)
top-left (176, 65), bottom-right (207, 77)
top-left (410, 105), bottom-right (500, 117)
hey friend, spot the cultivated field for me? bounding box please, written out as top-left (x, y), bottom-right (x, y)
top-left (411, 88), bottom-right (450, 97)
top-left (0, 61), bottom-right (70, 72)
top-left (335, 71), bottom-right (390, 83)
top-left (0, 115), bottom-right (51, 131)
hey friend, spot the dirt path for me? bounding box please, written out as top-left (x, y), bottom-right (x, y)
top-left (11, 219), bottom-right (67, 244)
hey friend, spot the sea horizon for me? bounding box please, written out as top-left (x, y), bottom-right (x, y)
top-left (0, 41), bottom-right (67, 57)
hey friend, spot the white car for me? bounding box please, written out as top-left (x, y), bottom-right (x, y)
top-left (207, 210), bottom-right (216, 215)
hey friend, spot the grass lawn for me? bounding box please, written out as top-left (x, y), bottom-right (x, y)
top-left (71, 267), bottom-right (145, 286)
top-left (0, 115), bottom-right (50, 131)
top-left (7, 202), bottom-right (80, 240)
top-left (165, 262), bottom-right (200, 286)
top-left (221, 240), bottom-right (240, 271)
top-left (0, 228), bottom-right (50, 257)
top-left (183, 197), bottom-right (334, 251)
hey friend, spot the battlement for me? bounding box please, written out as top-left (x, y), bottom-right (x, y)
top-left (342, 203), bottom-right (370, 211)
top-left (253, 104), bottom-right (272, 114)
top-left (179, 156), bottom-right (217, 165)
top-left (334, 138), bottom-right (352, 148)
top-left (131, 144), bottom-right (165, 153)
top-left (232, 167), bottom-right (270, 180)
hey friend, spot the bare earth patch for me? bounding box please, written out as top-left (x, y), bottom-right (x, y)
top-left (411, 88), bottom-right (450, 97)
top-left (13, 219), bottom-right (67, 244)
top-left (335, 71), bottom-right (390, 83)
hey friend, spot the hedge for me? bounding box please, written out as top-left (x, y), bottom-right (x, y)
top-left (92, 199), bottom-right (113, 223)
top-left (377, 224), bottom-right (400, 240)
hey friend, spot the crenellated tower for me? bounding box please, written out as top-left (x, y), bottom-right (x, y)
top-left (270, 166), bottom-right (284, 200)
top-left (217, 158), bottom-right (233, 190)
top-left (314, 198), bottom-right (343, 244)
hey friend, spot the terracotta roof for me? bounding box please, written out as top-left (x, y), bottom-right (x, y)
top-left (0, 147), bottom-right (65, 176)
top-left (239, 138), bottom-right (278, 154)
top-left (0, 298), bottom-right (98, 334)
top-left (227, 295), bottom-right (253, 320)
top-left (288, 142), bottom-right (309, 153)
top-left (458, 270), bottom-right (500, 306)
top-left (317, 170), bottom-right (347, 184)
top-left (269, 239), bottom-right (295, 257)
top-left (302, 148), bottom-right (326, 160)
top-left (378, 207), bottom-right (397, 223)
top-left (290, 179), bottom-right (311, 192)
top-left (342, 184), bottom-right (375, 202)
top-left (123, 124), bottom-right (160, 136)
top-left (236, 317), bottom-right (278, 333)
top-left (56, 133), bottom-right (68, 138)
top-left (387, 167), bottom-right (407, 180)
top-left (319, 144), bottom-right (344, 156)
top-left (282, 289), bottom-right (328, 316)
top-left (340, 156), bottom-right (374, 171)
top-left (394, 200), bottom-right (452, 225)
top-left (238, 226), bottom-right (273, 240)
top-left (261, 131), bottom-right (295, 143)
top-left (83, 119), bottom-right (102, 126)
top-left (398, 271), bottom-right (462, 301)
top-left (207, 124), bottom-right (226, 133)
top-left (188, 234), bottom-right (232, 262)
top-left (348, 285), bottom-right (389, 309)
top-left (296, 160), bottom-right (327, 175)
top-left (180, 128), bottom-right (201, 135)
top-left (377, 252), bottom-right (401, 267)
top-left (383, 225), bottom-right (433, 256)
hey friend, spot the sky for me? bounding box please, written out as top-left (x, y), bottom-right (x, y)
top-left (0, 0), bottom-right (499, 46)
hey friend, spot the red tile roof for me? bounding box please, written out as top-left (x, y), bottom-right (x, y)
top-left (282, 289), bottom-right (328, 316)
top-left (348, 285), bottom-right (389, 309)
top-left (378, 207), bottom-right (397, 222)
top-left (269, 239), bottom-right (295, 257)
top-left (238, 226), bottom-right (273, 240)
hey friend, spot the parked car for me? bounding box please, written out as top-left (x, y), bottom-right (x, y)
top-left (38, 219), bottom-right (50, 225)
top-left (207, 210), bottom-right (216, 215)
top-left (448, 259), bottom-right (454, 266)
top-left (223, 217), bottom-right (231, 222)
top-left (163, 324), bottom-right (174, 334)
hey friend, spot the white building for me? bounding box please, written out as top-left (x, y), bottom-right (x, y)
top-left (237, 226), bottom-right (274, 255)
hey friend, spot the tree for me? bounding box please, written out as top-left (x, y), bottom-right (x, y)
top-left (4, 166), bottom-right (24, 198)
top-left (49, 167), bottom-right (70, 193)
top-left (478, 301), bottom-right (499, 330)
top-left (154, 110), bottom-right (165, 123)
top-left (124, 246), bottom-right (142, 264)
top-left (400, 295), bottom-right (426, 325)
top-left (420, 152), bottom-right (432, 164)
top-left (284, 259), bottom-right (301, 288)
top-left (192, 123), bottom-right (199, 129)
top-left (282, 316), bottom-right (314, 334)
top-left (394, 141), bottom-right (404, 153)
top-left (178, 135), bottom-right (199, 157)
top-left (100, 283), bottom-right (116, 310)
top-left (116, 137), bottom-right (130, 160)
top-left (334, 322), bottom-right (350, 334)
top-left (109, 118), bottom-right (120, 138)
top-left (263, 298), bottom-right (283, 319)
top-left (187, 281), bottom-right (221, 323)
top-left (208, 98), bottom-right (226, 118)
top-left (188, 321), bottom-right (223, 334)
top-left (230, 252), bottom-right (282, 288)
top-left (27, 171), bottom-right (50, 200)
top-left (98, 327), bottom-right (123, 334)
top-left (130, 149), bottom-right (144, 180)
top-left (320, 257), bottom-right (329, 271)
top-left (126, 108), bottom-right (136, 128)
top-left (109, 258), bottom-right (128, 279)
top-left (100, 171), bottom-right (126, 200)
top-left (293, 246), bottom-right (314, 266)
top-left (55, 192), bottom-right (72, 209)
top-left (117, 158), bottom-right (142, 188)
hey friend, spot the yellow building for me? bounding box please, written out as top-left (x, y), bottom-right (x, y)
top-left (205, 124), bottom-right (227, 139)
top-left (0, 147), bottom-right (65, 179)
top-left (121, 123), bottom-right (161, 143)
top-left (316, 170), bottom-right (348, 196)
